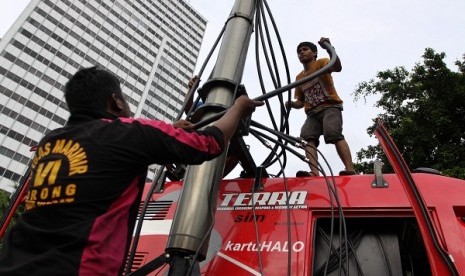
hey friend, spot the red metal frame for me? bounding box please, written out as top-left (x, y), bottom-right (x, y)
top-left (374, 120), bottom-right (459, 275)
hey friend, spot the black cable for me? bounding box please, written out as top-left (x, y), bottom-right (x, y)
top-left (253, 0), bottom-right (296, 176)
top-left (300, 146), bottom-right (349, 276)
top-left (249, 129), bottom-right (307, 162)
top-left (262, 0), bottom-right (292, 99)
top-left (376, 234), bottom-right (393, 276)
top-left (309, 155), bottom-right (338, 276)
top-left (280, 161), bottom-right (292, 276)
top-left (251, 173), bottom-right (265, 275)
top-left (315, 226), bottom-right (348, 276)
top-left (250, 120), bottom-right (304, 145)
top-left (346, 231), bottom-right (365, 276)
top-left (127, 253), bottom-right (170, 276)
top-left (254, 3), bottom-right (284, 172)
top-left (258, 0), bottom-right (289, 140)
top-left (125, 168), bottom-right (164, 274)
top-left (251, 125), bottom-right (292, 276)
top-left (250, 116), bottom-right (351, 276)
top-left (409, 254), bottom-right (415, 276)
top-left (153, 263), bottom-right (168, 275)
top-left (317, 156), bottom-right (349, 276)
top-left (177, 23), bottom-right (227, 121)
top-left (316, 228), bottom-right (365, 276)
top-left (249, 121), bottom-right (348, 276)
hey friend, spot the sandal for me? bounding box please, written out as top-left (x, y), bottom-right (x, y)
top-left (339, 170), bottom-right (356, 176)
top-left (296, 170), bottom-right (315, 177)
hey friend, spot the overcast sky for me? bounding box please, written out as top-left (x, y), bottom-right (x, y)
top-left (1, 0), bottom-right (464, 177)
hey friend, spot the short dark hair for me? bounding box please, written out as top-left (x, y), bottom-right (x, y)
top-left (64, 66), bottom-right (122, 112)
top-left (297, 41), bottom-right (317, 53)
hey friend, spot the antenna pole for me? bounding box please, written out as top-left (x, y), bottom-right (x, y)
top-left (166, 0), bottom-right (257, 274)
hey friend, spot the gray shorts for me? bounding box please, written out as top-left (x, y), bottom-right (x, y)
top-left (300, 107), bottom-right (344, 147)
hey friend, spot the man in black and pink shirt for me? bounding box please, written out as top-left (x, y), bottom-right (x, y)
top-left (0, 66), bottom-right (262, 275)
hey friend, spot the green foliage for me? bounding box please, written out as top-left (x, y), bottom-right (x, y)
top-left (0, 188), bottom-right (23, 247)
top-left (0, 190), bottom-right (11, 217)
top-left (0, 190), bottom-right (11, 247)
top-left (353, 49), bottom-right (465, 179)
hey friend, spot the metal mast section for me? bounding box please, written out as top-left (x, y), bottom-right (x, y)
top-left (166, 0), bottom-right (257, 268)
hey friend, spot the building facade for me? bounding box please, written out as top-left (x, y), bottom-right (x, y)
top-left (0, 0), bottom-right (207, 192)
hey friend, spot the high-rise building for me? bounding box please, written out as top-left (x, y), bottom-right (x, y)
top-left (0, 0), bottom-right (207, 192)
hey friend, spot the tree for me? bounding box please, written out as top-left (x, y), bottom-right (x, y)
top-left (0, 186), bottom-right (24, 248)
top-left (353, 49), bottom-right (465, 179)
top-left (0, 190), bottom-right (12, 218)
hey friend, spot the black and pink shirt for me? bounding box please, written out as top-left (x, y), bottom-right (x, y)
top-left (0, 109), bottom-right (224, 275)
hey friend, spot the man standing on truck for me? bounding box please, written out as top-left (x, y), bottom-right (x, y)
top-left (286, 37), bottom-right (355, 177)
